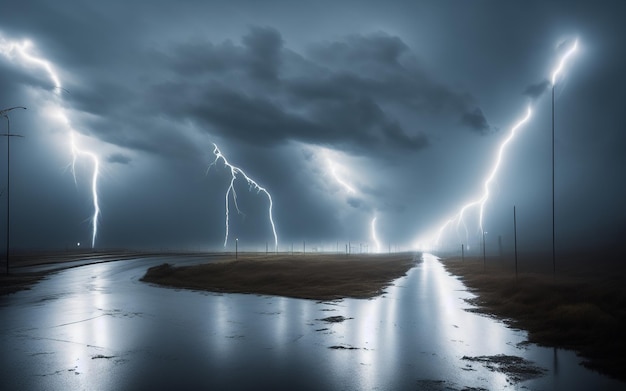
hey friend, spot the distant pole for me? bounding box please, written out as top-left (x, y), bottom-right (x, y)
top-left (514, 206), bottom-right (518, 283)
top-left (552, 84), bottom-right (556, 280)
top-left (235, 238), bottom-right (238, 259)
top-left (303, 240), bottom-right (305, 255)
top-left (461, 244), bottom-right (464, 262)
top-left (266, 241), bottom-right (268, 255)
top-left (1, 106), bottom-right (26, 275)
top-left (291, 242), bottom-right (293, 255)
top-left (482, 230), bottom-right (486, 272)
top-left (345, 243), bottom-right (348, 256)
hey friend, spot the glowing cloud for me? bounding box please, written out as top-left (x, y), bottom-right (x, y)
top-left (320, 148), bottom-right (357, 195)
top-left (327, 158), bottom-right (356, 194)
top-left (209, 143), bottom-right (278, 250)
top-left (0, 34), bottom-right (101, 247)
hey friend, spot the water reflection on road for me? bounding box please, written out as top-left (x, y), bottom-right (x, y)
top-left (0, 253), bottom-right (622, 390)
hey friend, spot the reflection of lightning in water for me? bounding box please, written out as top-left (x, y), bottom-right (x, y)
top-left (0, 35), bottom-right (101, 247)
top-left (371, 215), bottom-right (381, 253)
top-left (417, 39), bottom-right (578, 250)
top-left (209, 143), bottom-right (278, 250)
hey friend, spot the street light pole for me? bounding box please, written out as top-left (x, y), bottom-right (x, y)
top-left (514, 205), bottom-right (518, 283)
top-left (552, 85), bottom-right (556, 280)
top-left (1, 106), bottom-right (27, 275)
top-left (482, 230), bottom-right (487, 272)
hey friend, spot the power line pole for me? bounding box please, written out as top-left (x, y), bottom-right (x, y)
top-left (514, 206), bottom-right (518, 283)
top-left (482, 230), bottom-right (486, 272)
top-left (1, 106), bottom-right (27, 275)
top-left (552, 85), bottom-right (556, 280)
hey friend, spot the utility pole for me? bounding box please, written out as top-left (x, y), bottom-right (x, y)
top-left (514, 206), bottom-right (518, 283)
top-left (552, 84), bottom-right (556, 280)
top-left (235, 238), bottom-right (238, 259)
top-left (1, 107), bottom-right (26, 275)
top-left (482, 231), bottom-right (487, 272)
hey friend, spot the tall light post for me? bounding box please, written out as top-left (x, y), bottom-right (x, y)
top-left (482, 231), bottom-right (487, 272)
top-left (514, 206), bottom-right (518, 283)
top-left (552, 80), bottom-right (556, 278)
top-left (550, 39), bottom-right (578, 280)
top-left (235, 238), bottom-right (238, 259)
top-left (1, 106), bottom-right (27, 275)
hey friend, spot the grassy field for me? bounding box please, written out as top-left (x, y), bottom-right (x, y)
top-left (0, 273), bottom-right (46, 295)
top-left (441, 255), bottom-right (626, 382)
top-left (142, 252), bottom-right (418, 300)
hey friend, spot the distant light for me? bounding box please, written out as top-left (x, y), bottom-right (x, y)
top-left (77, 242), bottom-right (81, 247)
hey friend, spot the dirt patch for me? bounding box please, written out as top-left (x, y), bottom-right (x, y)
top-left (415, 379), bottom-right (488, 391)
top-left (328, 345), bottom-right (359, 350)
top-left (318, 315), bottom-right (353, 323)
top-left (0, 274), bottom-right (46, 295)
top-left (461, 354), bottom-right (546, 382)
top-left (141, 253), bottom-right (417, 300)
top-left (91, 354), bottom-right (116, 360)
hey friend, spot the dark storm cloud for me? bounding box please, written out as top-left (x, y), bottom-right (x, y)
top-left (163, 26), bottom-right (283, 80)
top-left (347, 197), bottom-right (362, 209)
top-left (241, 26), bottom-right (283, 81)
top-left (107, 153), bottom-right (132, 165)
top-left (461, 107), bottom-right (491, 134)
top-left (150, 28), bottom-right (486, 157)
top-left (304, 33), bottom-right (488, 119)
top-left (307, 33), bottom-right (409, 69)
top-left (523, 79), bottom-right (550, 99)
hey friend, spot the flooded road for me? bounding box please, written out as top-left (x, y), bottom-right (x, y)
top-left (0, 253), bottom-right (622, 390)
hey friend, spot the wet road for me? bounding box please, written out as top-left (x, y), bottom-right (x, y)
top-left (0, 253), bottom-right (622, 390)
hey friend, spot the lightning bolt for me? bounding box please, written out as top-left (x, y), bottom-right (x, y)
top-left (326, 156), bottom-right (356, 194)
top-left (0, 35), bottom-right (101, 248)
top-left (552, 39), bottom-right (579, 86)
top-left (416, 39), bottom-right (578, 250)
top-left (371, 215), bottom-right (381, 253)
top-left (209, 143), bottom-right (278, 250)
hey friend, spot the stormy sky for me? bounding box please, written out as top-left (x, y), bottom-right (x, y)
top-left (0, 0), bottom-right (624, 255)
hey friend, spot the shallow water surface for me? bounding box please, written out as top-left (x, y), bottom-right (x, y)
top-left (0, 253), bottom-right (622, 390)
